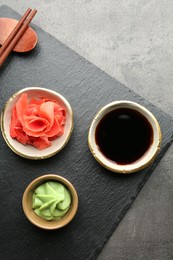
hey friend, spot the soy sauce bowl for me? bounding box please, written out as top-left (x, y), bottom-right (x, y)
top-left (22, 174), bottom-right (78, 230)
top-left (1, 87), bottom-right (73, 159)
top-left (88, 100), bottom-right (162, 174)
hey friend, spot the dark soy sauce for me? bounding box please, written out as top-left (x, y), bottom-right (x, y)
top-left (95, 108), bottom-right (153, 165)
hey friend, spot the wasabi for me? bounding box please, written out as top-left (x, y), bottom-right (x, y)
top-left (32, 181), bottom-right (71, 220)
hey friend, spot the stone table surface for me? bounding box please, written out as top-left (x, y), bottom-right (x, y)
top-left (0, 1), bottom-right (173, 259)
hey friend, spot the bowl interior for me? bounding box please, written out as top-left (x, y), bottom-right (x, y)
top-left (22, 175), bottom-right (78, 230)
top-left (1, 87), bottom-right (73, 159)
top-left (88, 101), bottom-right (162, 173)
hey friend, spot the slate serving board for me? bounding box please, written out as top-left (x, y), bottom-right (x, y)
top-left (0, 5), bottom-right (173, 260)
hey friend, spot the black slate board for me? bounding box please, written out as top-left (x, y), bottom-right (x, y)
top-left (0, 5), bottom-right (173, 260)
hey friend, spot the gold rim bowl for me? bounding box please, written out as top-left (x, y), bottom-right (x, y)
top-left (1, 87), bottom-right (74, 160)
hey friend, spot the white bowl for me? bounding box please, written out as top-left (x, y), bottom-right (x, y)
top-left (88, 100), bottom-right (162, 174)
top-left (1, 87), bottom-right (73, 159)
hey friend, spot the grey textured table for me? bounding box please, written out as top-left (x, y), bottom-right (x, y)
top-left (0, 1), bottom-right (173, 260)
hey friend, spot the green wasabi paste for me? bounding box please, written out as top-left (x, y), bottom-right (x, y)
top-left (32, 181), bottom-right (71, 220)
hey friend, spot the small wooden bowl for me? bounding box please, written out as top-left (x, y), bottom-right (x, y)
top-left (22, 174), bottom-right (78, 230)
top-left (1, 87), bottom-right (73, 159)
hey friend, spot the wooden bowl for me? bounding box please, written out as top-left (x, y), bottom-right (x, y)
top-left (22, 174), bottom-right (78, 230)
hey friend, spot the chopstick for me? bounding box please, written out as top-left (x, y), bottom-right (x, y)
top-left (0, 8), bottom-right (37, 66)
top-left (0, 8), bottom-right (32, 56)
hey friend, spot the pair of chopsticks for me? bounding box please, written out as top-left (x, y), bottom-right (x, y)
top-left (0, 8), bottom-right (37, 66)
